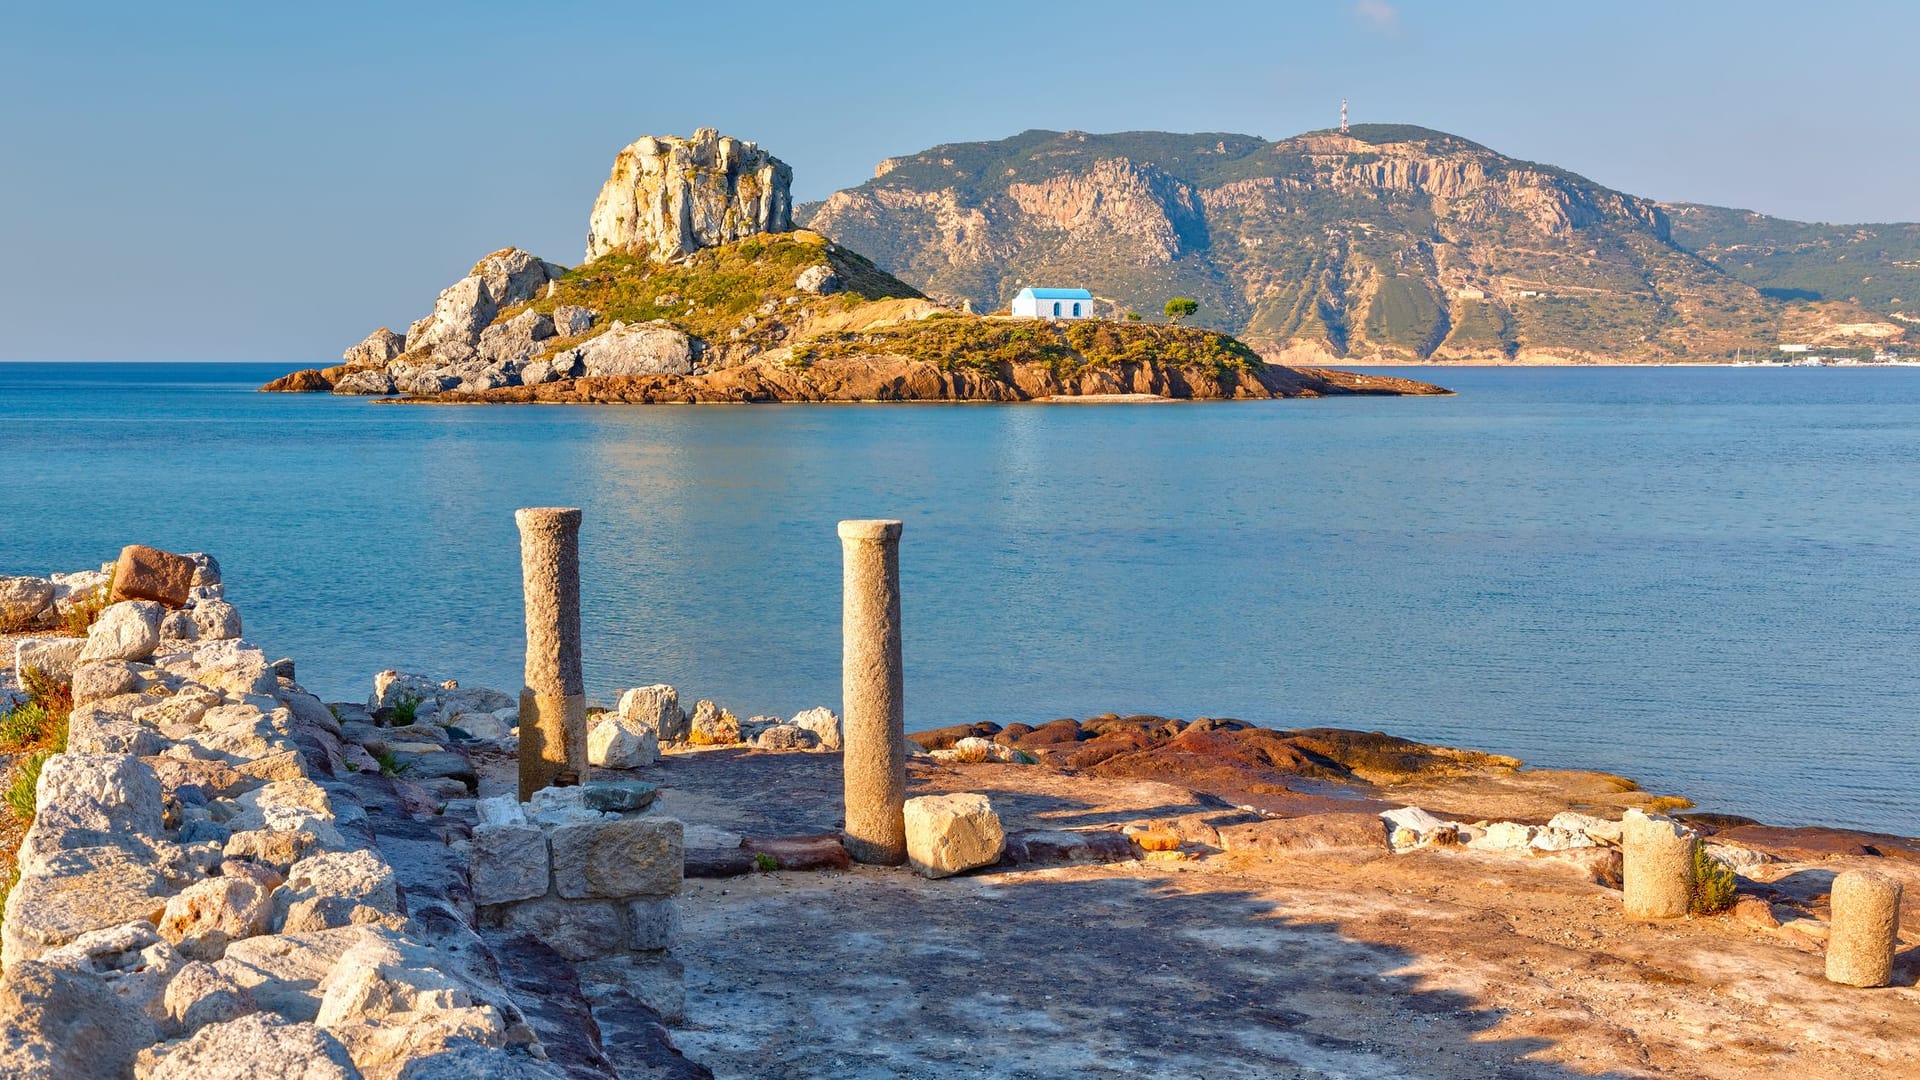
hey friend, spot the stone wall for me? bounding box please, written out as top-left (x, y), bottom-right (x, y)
top-left (0, 552), bottom-right (706, 1079)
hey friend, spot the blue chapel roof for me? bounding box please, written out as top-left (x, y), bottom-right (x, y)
top-left (1015, 287), bottom-right (1093, 300)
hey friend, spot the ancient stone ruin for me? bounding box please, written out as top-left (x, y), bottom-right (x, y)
top-left (2, 524), bottom-right (1911, 1076)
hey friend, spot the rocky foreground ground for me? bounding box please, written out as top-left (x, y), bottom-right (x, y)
top-left (2, 557), bottom-right (1916, 1078)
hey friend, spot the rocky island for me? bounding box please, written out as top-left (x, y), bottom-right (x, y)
top-left (260, 130), bottom-right (1447, 404)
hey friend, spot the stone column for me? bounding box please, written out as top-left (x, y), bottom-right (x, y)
top-left (1826, 869), bottom-right (1902, 988)
top-left (1622, 812), bottom-right (1694, 919)
top-left (839, 519), bottom-right (906, 865)
top-left (517, 507), bottom-right (587, 801)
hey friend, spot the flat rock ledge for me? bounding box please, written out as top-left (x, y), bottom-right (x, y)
top-left (0, 555), bottom-right (708, 1080)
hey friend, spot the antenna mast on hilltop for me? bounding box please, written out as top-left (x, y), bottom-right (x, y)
top-left (1340, 98), bottom-right (1349, 134)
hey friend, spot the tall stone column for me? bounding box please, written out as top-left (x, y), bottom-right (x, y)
top-left (517, 507), bottom-right (587, 801)
top-left (1826, 869), bottom-right (1902, 988)
top-left (839, 519), bottom-right (906, 865)
top-left (1622, 812), bottom-right (1694, 919)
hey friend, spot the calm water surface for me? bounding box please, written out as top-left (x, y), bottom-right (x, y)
top-left (2, 363), bottom-right (1916, 834)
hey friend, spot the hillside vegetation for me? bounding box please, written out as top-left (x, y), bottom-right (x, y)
top-left (796, 316), bottom-right (1264, 378)
top-left (1664, 203), bottom-right (1920, 320)
top-left (801, 126), bottom-right (1909, 362)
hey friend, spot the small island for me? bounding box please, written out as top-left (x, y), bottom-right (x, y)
top-left (262, 130), bottom-right (1448, 404)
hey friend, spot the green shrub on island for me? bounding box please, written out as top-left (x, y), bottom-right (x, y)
top-left (802, 316), bottom-right (1264, 379)
top-left (494, 232), bottom-right (921, 359)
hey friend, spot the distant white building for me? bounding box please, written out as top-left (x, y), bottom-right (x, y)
top-left (1011, 287), bottom-right (1093, 320)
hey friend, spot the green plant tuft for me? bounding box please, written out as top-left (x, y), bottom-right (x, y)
top-left (752, 852), bottom-right (778, 873)
top-left (391, 694), bottom-right (421, 726)
top-left (1690, 841), bottom-right (1737, 915)
top-left (5, 751), bottom-right (51, 825)
top-left (375, 749), bottom-right (411, 777)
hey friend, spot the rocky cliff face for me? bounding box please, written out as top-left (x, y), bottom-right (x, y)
top-left (800, 126), bottom-right (1901, 362)
top-left (585, 128), bottom-right (794, 262)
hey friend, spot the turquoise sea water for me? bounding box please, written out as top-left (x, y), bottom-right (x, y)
top-left (2, 362), bottom-right (1916, 835)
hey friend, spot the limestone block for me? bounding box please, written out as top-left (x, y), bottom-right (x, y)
top-left (550, 816), bottom-right (684, 899)
top-left (471, 823), bottom-right (550, 905)
top-left (110, 544), bottom-right (197, 608)
top-left (627, 898), bottom-right (680, 951)
top-left (789, 706), bottom-right (841, 751)
top-left (525, 785), bottom-right (607, 826)
top-left (79, 600), bottom-right (164, 663)
top-left (224, 828), bottom-right (323, 874)
top-left (39, 920), bottom-right (184, 1022)
top-left (211, 927), bottom-right (368, 1023)
top-left (1622, 810), bottom-right (1695, 919)
top-left (70, 661), bottom-right (142, 705)
top-left (161, 608), bottom-right (199, 642)
top-left (0, 575), bottom-right (55, 627)
top-left (0, 959), bottom-right (157, 1080)
top-left (588, 715), bottom-right (660, 769)
top-left (162, 960), bottom-right (260, 1035)
top-left (492, 895), bottom-right (629, 961)
top-left (14, 635), bottom-right (85, 681)
top-left (186, 553), bottom-right (221, 587)
top-left (753, 723), bottom-right (817, 751)
top-left (66, 703), bottom-right (167, 755)
top-left (158, 870), bottom-right (278, 960)
top-left (1547, 811), bottom-right (1625, 846)
top-left (273, 849), bottom-right (400, 932)
top-left (617, 684), bottom-right (687, 743)
top-left (133, 691), bottom-right (216, 730)
top-left (314, 935), bottom-right (475, 1027)
top-left (1466, 821), bottom-right (1538, 852)
top-left (1826, 869), bottom-right (1902, 988)
top-left (475, 794), bottom-right (527, 827)
top-left (191, 600), bottom-right (243, 640)
top-left (370, 670), bottom-right (446, 711)
top-left (0, 842), bottom-right (180, 961)
top-left (153, 639), bottom-right (278, 698)
top-left (904, 793), bottom-right (1006, 879)
top-left (573, 953), bottom-right (687, 1024)
top-left (35, 753), bottom-right (164, 835)
top-left (581, 780), bottom-right (659, 814)
top-left (687, 699), bottom-right (738, 745)
top-left (136, 1013), bottom-right (357, 1079)
top-left (49, 568), bottom-right (111, 616)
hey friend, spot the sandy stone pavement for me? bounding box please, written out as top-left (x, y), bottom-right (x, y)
top-left (634, 750), bottom-right (1920, 1080)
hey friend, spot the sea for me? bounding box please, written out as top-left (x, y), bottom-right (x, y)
top-left (2, 362), bottom-right (1915, 835)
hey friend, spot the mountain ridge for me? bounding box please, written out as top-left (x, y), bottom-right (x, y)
top-left (799, 125), bottom-right (1912, 362)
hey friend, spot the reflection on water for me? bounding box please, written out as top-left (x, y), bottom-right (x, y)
top-left (2, 363), bottom-right (1917, 834)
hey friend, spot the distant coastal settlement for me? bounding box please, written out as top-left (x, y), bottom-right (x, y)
top-left (260, 129), bottom-right (1449, 403)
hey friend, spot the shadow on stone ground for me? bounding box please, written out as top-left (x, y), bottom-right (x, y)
top-left (636, 750), bottom-right (1638, 1079)
top-left (670, 868), bottom-right (1634, 1080)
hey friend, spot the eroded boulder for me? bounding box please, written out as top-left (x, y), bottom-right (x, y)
top-left (571, 321), bottom-right (696, 377)
top-left (904, 793), bottom-right (1005, 878)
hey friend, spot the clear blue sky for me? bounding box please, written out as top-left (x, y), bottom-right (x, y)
top-left (4, 1), bottom-right (1915, 362)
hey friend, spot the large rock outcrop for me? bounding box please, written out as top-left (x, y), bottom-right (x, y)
top-left (585, 128), bottom-right (793, 261)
